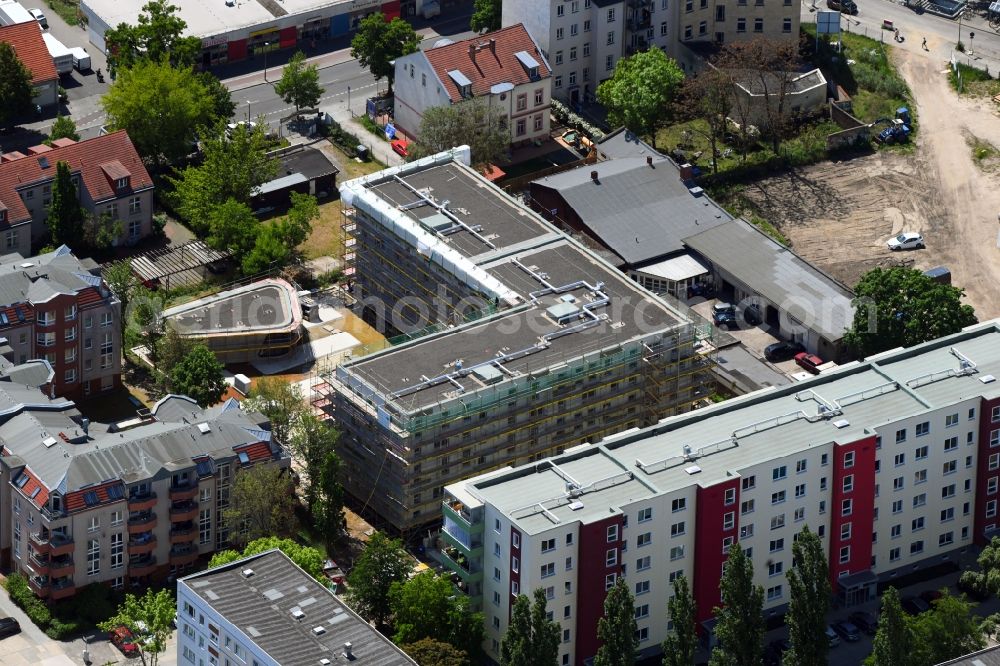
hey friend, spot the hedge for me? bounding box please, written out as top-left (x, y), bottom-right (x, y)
top-left (2, 574), bottom-right (111, 640)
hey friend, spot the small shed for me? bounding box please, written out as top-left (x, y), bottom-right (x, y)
top-left (251, 145), bottom-right (340, 212)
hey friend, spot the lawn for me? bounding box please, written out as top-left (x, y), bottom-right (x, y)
top-left (948, 62), bottom-right (1000, 97)
top-left (46, 0), bottom-right (81, 25)
top-left (300, 200), bottom-right (345, 260)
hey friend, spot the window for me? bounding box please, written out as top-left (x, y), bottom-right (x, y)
top-left (912, 494), bottom-right (926, 508)
top-left (736, 17), bottom-right (746, 32)
top-left (636, 556), bottom-right (651, 571)
top-left (890, 547), bottom-right (901, 562)
top-left (110, 510), bottom-right (123, 526)
top-left (939, 531), bottom-right (954, 547)
top-left (740, 523), bottom-right (754, 538)
top-left (990, 477), bottom-right (999, 495)
top-left (534, 88), bottom-right (544, 106)
top-left (698, 20), bottom-right (706, 34)
top-left (637, 532), bottom-right (652, 547)
top-left (915, 469), bottom-right (927, 484)
top-left (635, 580), bottom-right (650, 595)
top-left (566, 556), bottom-right (573, 570)
top-left (769, 538), bottom-right (784, 552)
top-left (742, 475), bottom-right (756, 490)
top-left (542, 538), bottom-right (556, 553)
top-left (772, 490), bottom-right (786, 505)
top-left (794, 507), bottom-right (805, 522)
top-left (945, 437), bottom-right (959, 452)
top-left (684, 25), bottom-right (692, 39)
top-left (606, 549), bottom-right (618, 566)
top-left (722, 512), bottom-right (734, 530)
top-left (639, 507), bottom-right (653, 521)
top-left (771, 514), bottom-right (785, 530)
top-left (914, 421), bottom-right (930, 437)
top-left (716, 4), bottom-right (725, 20)
top-left (606, 55), bottom-right (614, 71)
top-left (942, 484), bottom-right (956, 499)
top-left (916, 445), bottom-right (929, 460)
top-left (988, 500), bottom-right (998, 518)
top-left (129, 196), bottom-right (141, 214)
top-left (753, 17), bottom-right (763, 32)
top-left (993, 406), bottom-right (1000, 423)
top-left (605, 574), bottom-right (617, 590)
top-left (87, 539), bottom-right (100, 576)
top-left (512, 532), bottom-right (520, 549)
top-left (891, 524), bottom-right (902, 538)
top-left (557, 3), bottom-right (564, 14)
top-left (584, 19), bottom-right (591, 31)
top-left (607, 7), bottom-right (615, 20)
top-left (941, 507), bottom-right (955, 522)
top-left (607, 525), bottom-right (619, 542)
top-left (912, 517), bottom-right (925, 531)
top-left (555, 50), bottom-right (563, 65)
top-left (782, 17), bottom-right (792, 32)
top-left (4, 230), bottom-right (17, 249)
top-left (896, 428), bottom-right (907, 443)
top-left (842, 499), bottom-right (853, 516)
top-left (773, 465), bottom-right (787, 481)
top-left (569, 46), bottom-right (577, 60)
top-left (893, 477), bottom-right (904, 491)
top-left (839, 545), bottom-right (851, 563)
top-left (516, 118), bottom-right (526, 136)
top-left (661, 21), bottom-right (668, 35)
top-left (946, 413), bottom-right (959, 428)
top-left (554, 75), bottom-right (563, 88)
top-left (796, 459), bottom-right (807, 473)
top-left (724, 488), bottom-right (736, 505)
top-left (742, 499), bottom-right (755, 514)
top-left (910, 540), bottom-right (924, 555)
top-left (606, 31), bottom-right (615, 45)
top-left (943, 460), bottom-right (958, 475)
top-left (541, 563), bottom-right (555, 577)
top-left (767, 585), bottom-right (783, 601)
top-left (671, 521), bottom-right (686, 537)
top-left (722, 536), bottom-right (734, 553)
top-left (516, 94), bottom-right (527, 111)
top-left (89, 516), bottom-right (100, 532)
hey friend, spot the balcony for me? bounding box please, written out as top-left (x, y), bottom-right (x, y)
top-left (28, 553), bottom-right (49, 576)
top-left (128, 492), bottom-right (157, 512)
top-left (169, 481), bottom-right (199, 502)
top-left (50, 577), bottom-right (75, 600)
top-left (441, 501), bottom-right (483, 534)
top-left (129, 555), bottom-right (157, 577)
top-left (440, 520), bottom-right (484, 559)
top-left (169, 544), bottom-right (198, 566)
top-left (28, 576), bottom-right (50, 599)
top-left (128, 533), bottom-right (157, 554)
top-left (49, 556), bottom-right (74, 576)
top-left (30, 531), bottom-right (73, 555)
top-left (128, 513), bottom-right (157, 534)
top-left (170, 522), bottom-right (197, 544)
top-left (439, 546), bottom-right (483, 584)
top-left (169, 501), bottom-right (198, 522)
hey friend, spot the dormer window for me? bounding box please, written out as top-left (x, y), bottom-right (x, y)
top-left (447, 69), bottom-right (473, 99)
top-left (116, 177), bottom-right (129, 189)
top-left (461, 84), bottom-right (472, 98)
top-left (529, 66), bottom-right (539, 78)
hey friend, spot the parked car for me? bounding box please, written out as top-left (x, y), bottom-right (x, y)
top-left (825, 626), bottom-right (841, 647)
top-left (391, 139), bottom-right (409, 158)
top-left (832, 621), bottom-right (862, 642)
top-left (0, 617), bottom-right (21, 639)
top-left (713, 303), bottom-right (737, 328)
top-left (795, 352), bottom-right (825, 374)
top-left (28, 7), bottom-right (47, 28)
top-left (765, 341), bottom-right (806, 362)
top-left (109, 626), bottom-right (140, 658)
top-left (901, 597), bottom-right (931, 615)
top-left (887, 232), bottom-right (924, 251)
top-left (848, 610), bottom-right (879, 635)
top-left (826, 0), bottom-right (858, 13)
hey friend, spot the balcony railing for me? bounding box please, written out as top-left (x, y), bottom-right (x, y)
top-left (439, 546), bottom-right (483, 584)
top-left (169, 482), bottom-right (199, 501)
top-left (127, 492), bottom-right (157, 511)
top-left (169, 502), bottom-right (198, 521)
top-left (50, 577), bottom-right (75, 600)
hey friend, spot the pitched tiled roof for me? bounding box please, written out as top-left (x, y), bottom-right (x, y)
top-left (0, 131), bottom-right (153, 226)
top-left (16, 467), bottom-right (50, 509)
top-left (422, 24), bottom-right (550, 103)
top-left (0, 21), bottom-right (57, 85)
top-left (234, 441), bottom-right (273, 465)
top-left (64, 479), bottom-right (125, 514)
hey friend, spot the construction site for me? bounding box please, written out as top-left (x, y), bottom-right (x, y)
top-left (326, 147), bottom-right (720, 535)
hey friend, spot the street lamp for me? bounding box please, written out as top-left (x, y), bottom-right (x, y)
top-left (263, 41), bottom-right (270, 82)
top-left (348, 85), bottom-right (352, 118)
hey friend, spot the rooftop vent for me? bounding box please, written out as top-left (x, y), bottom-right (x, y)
top-left (590, 170), bottom-right (599, 182)
top-left (569, 500), bottom-right (584, 511)
top-left (344, 642), bottom-right (354, 658)
top-left (43, 436), bottom-right (57, 448)
top-left (688, 186), bottom-right (705, 197)
top-left (312, 626), bottom-right (326, 636)
top-left (684, 465), bottom-right (702, 475)
top-left (291, 608), bottom-right (305, 620)
top-left (320, 660), bottom-right (332, 666)
top-left (980, 375), bottom-right (996, 384)
top-left (832, 419), bottom-right (850, 429)
top-left (197, 422), bottom-right (210, 434)
top-left (241, 568), bottom-right (255, 579)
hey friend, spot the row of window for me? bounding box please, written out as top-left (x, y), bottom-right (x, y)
top-left (683, 17), bottom-right (793, 38)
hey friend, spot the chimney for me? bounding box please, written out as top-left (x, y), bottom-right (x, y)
top-left (646, 155), bottom-right (653, 167)
top-left (679, 163), bottom-right (693, 180)
top-left (344, 642), bottom-right (354, 659)
top-left (469, 43), bottom-right (476, 64)
top-left (489, 38), bottom-right (497, 57)
top-left (590, 170), bottom-right (599, 183)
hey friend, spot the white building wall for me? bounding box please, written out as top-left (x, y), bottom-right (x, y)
top-left (392, 53), bottom-right (452, 139)
top-left (178, 584), bottom-right (275, 666)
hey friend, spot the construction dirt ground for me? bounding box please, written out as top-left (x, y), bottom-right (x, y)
top-left (741, 48), bottom-right (1000, 320)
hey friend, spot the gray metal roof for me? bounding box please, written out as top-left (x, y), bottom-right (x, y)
top-left (531, 156), bottom-right (732, 267)
top-left (683, 219), bottom-right (855, 342)
top-left (179, 549), bottom-right (416, 666)
top-left (936, 646), bottom-right (1000, 666)
top-left (0, 244), bottom-right (100, 308)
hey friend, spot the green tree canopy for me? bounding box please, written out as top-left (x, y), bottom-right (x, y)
top-left (785, 526), bottom-right (830, 666)
top-left (676, 66), bottom-right (734, 172)
top-left (105, 259), bottom-right (140, 343)
top-left (412, 99), bottom-right (509, 170)
top-left (403, 638), bottom-right (469, 666)
top-left (470, 0), bottom-right (501, 33)
top-left (500, 587), bottom-right (560, 666)
top-left (662, 575), bottom-right (697, 666)
top-left (206, 198), bottom-right (259, 256)
top-left (209, 536), bottom-right (326, 580)
top-left (350, 13), bottom-right (419, 94)
top-left (104, 0), bottom-right (201, 76)
top-left (869, 587), bottom-right (913, 666)
top-left (102, 59), bottom-right (219, 165)
top-left (594, 577), bottom-right (638, 666)
top-left (389, 572), bottom-right (484, 658)
top-left (0, 42), bottom-right (34, 129)
top-left (909, 591), bottom-right (985, 665)
top-left (222, 464), bottom-right (297, 546)
top-left (845, 267), bottom-right (977, 357)
top-left (316, 447), bottom-right (346, 542)
top-left (244, 376), bottom-right (306, 449)
top-left (198, 71), bottom-right (237, 121)
top-left (709, 544), bottom-right (764, 666)
top-left (169, 344), bottom-right (226, 406)
top-left (47, 161), bottom-right (86, 248)
top-left (98, 589), bottom-right (175, 666)
top-left (47, 115), bottom-right (80, 144)
top-left (275, 51), bottom-right (324, 113)
top-left (596, 49), bottom-right (684, 149)
top-left (346, 532), bottom-right (412, 629)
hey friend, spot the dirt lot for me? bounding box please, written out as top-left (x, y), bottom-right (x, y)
top-left (742, 48), bottom-right (1000, 320)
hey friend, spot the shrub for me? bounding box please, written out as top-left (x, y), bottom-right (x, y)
top-left (45, 618), bottom-right (82, 640)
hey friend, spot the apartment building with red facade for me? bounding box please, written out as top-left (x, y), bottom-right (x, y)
top-left (0, 245), bottom-right (120, 399)
top-left (442, 319), bottom-right (1000, 665)
top-left (0, 392), bottom-right (289, 600)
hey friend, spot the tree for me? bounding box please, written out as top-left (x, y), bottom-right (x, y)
top-left (676, 66), bottom-right (733, 174)
top-left (169, 344), bottom-right (226, 406)
top-left (412, 99), bottom-right (509, 170)
top-left (156, 327), bottom-right (194, 376)
top-left (845, 267), bottom-right (978, 357)
top-left (275, 51), bottom-right (324, 113)
top-left (346, 531), bottom-right (412, 629)
top-left (222, 464), bottom-right (297, 545)
top-left (596, 49), bottom-right (684, 150)
top-left (102, 59), bottom-right (219, 164)
top-left (0, 42), bottom-right (34, 129)
top-left (316, 448), bottom-right (346, 541)
top-left (47, 115), bottom-right (80, 143)
top-left (662, 575), bottom-right (697, 666)
top-left (82, 210), bottom-right (123, 251)
top-left (403, 638), bottom-right (469, 666)
top-left (242, 221), bottom-right (294, 275)
top-left (529, 587), bottom-right (561, 666)
top-left (784, 527), bottom-right (830, 666)
top-left (350, 13), bottom-right (419, 94)
top-left (389, 572), bottom-right (484, 658)
top-left (47, 161), bottom-right (86, 248)
top-left (594, 577), bottom-right (637, 666)
top-left (245, 376), bottom-right (306, 447)
top-left (105, 260), bottom-right (140, 344)
top-left (206, 199), bottom-right (259, 256)
top-left (127, 285), bottom-right (164, 365)
top-left (909, 591), bottom-right (985, 665)
top-left (470, 0), bottom-right (501, 33)
top-left (99, 588), bottom-right (175, 666)
top-left (209, 536), bottom-right (325, 580)
top-left (869, 587), bottom-right (912, 666)
top-left (977, 536), bottom-right (1000, 595)
top-left (104, 0), bottom-right (201, 77)
top-left (286, 191), bottom-right (319, 244)
top-left (709, 544), bottom-right (764, 666)
top-left (198, 71), bottom-right (236, 121)
top-left (500, 587), bottom-right (561, 666)
top-left (168, 120), bottom-right (277, 232)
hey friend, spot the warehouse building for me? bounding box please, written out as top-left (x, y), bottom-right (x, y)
top-left (330, 147), bottom-right (716, 534)
top-left (442, 319), bottom-right (1000, 665)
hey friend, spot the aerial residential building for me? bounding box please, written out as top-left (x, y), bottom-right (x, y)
top-left (502, 0), bottom-right (801, 102)
top-left (0, 131), bottom-right (154, 251)
top-left (0, 20), bottom-right (58, 108)
top-left (393, 25), bottom-right (552, 148)
top-left (0, 245), bottom-right (121, 398)
top-left (331, 147), bottom-right (715, 534)
top-left (443, 319), bottom-right (1000, 665)
top-left (0, 391), bottom-right (288, 599)
top-left (177, 549), bottom-right (417, 666)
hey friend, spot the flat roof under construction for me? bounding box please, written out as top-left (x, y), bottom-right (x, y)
top-left (163, 278), bottom-right (302, 338)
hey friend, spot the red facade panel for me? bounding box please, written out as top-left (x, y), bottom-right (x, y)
top-left (574, 516), bottom-right (622, 666)
top-left (509, 526), bottom-right (521, 618)
top-left (693, 478), bottom-right (740, 624)
top-left (228, 39), bottom-right (247, 62)
top-left (381, 0), bottom-right (401, 20)
top-left (279, 27), bottom-right (298, 48)
top-left (828, 436), bottom-right (877, 585)
top-left (974, 398), bottom-right (1000, 544)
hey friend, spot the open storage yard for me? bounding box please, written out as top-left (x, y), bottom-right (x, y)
top-left (739, 48), bottom-right (1000, 320)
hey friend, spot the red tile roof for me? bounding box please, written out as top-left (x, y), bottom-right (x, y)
top-left (64, 479), bottom-right (125, 513)
top-left (18, 468), bottom-right (50, 509)
top-left (422, 24), bottom-right (550, 103)
top-left (0, 21), bottom-right (58, 85)
top-left (0, 131), bottom-right (152, 226)
top-left (234, 441), bottom-right (273, 465)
